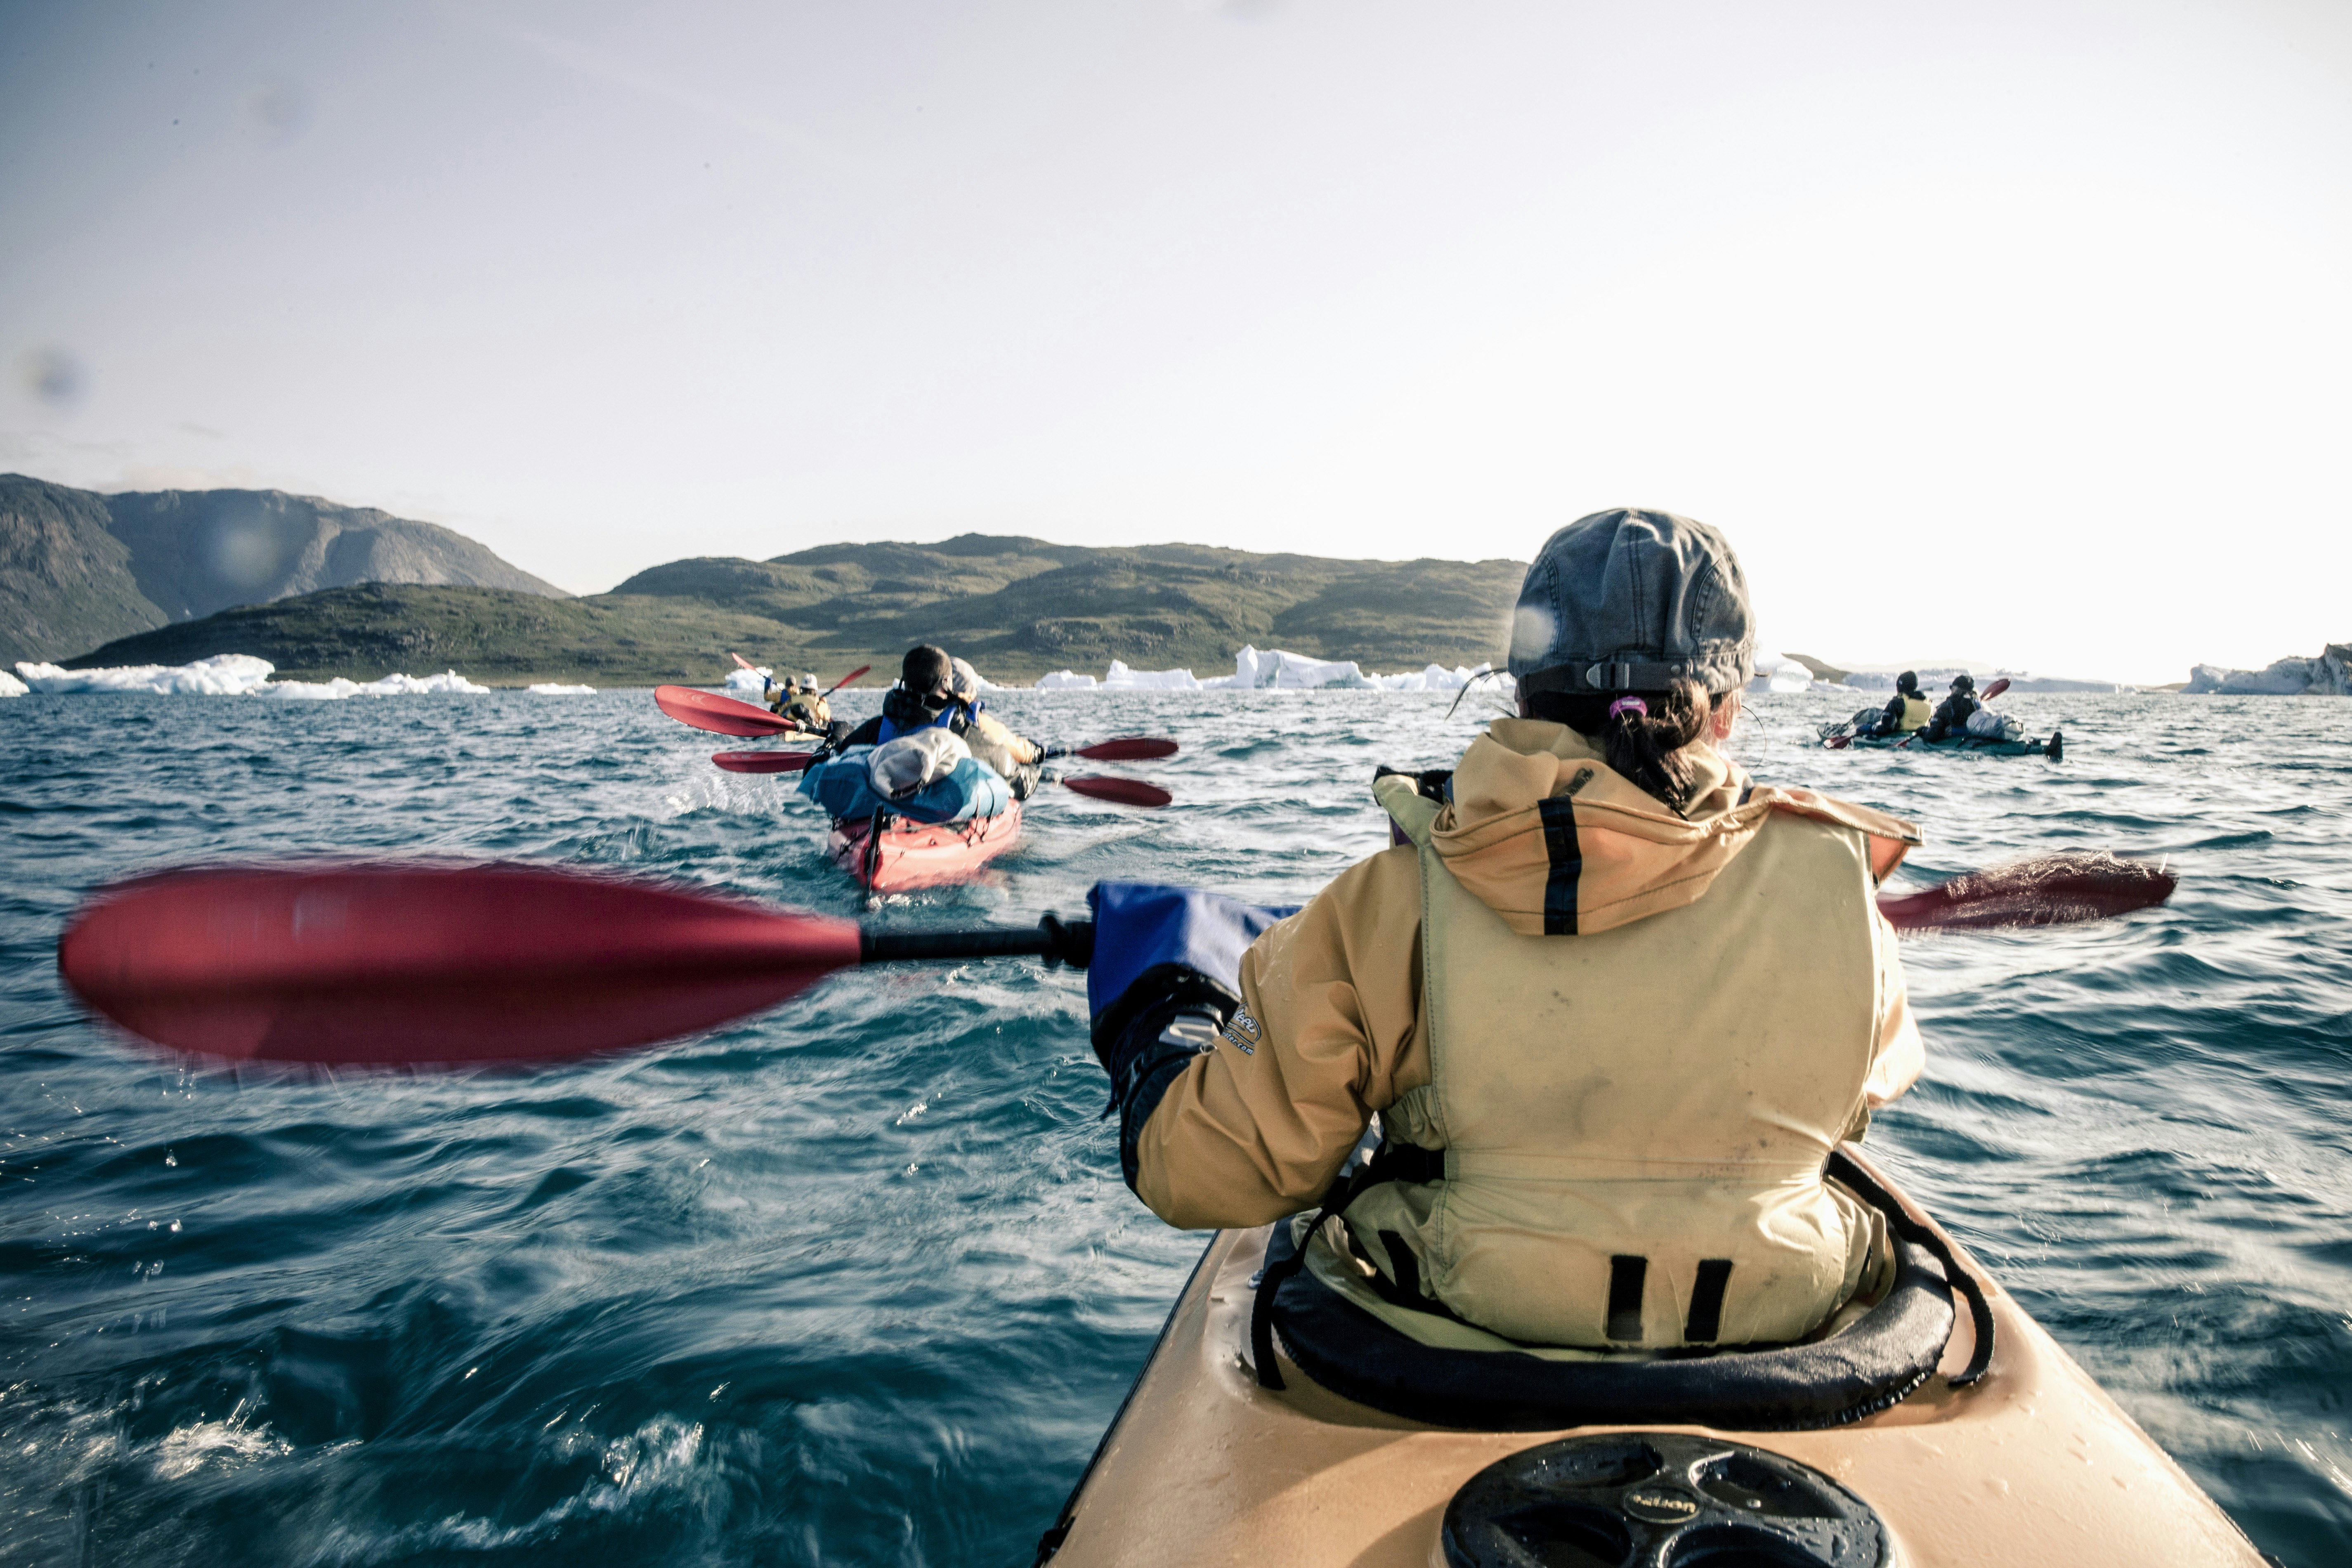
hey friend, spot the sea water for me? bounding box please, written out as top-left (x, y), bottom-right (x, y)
top-left (1, 688), bottom-right (2345, 1566)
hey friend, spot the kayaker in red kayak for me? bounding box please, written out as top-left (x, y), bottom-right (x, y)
top-left (1084, 508), bottom-right (1933, 1350)
top-left (836, 645), bottom-right (1046, 798)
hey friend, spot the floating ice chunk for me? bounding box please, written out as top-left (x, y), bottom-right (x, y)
top-left (352, 670), bottom-right (490, 694)
top-left (15, 654), bottom-right (277, 695)
top-left (2183, 649), bottom-right (2349, 694)
top-left (1371, 662), bottom-right (1494, 692)
top-left (257, 678), bottom-right (364, 700)
top-left (527, 682), bottom-right (597, 695)
top-left (724, 667), bottom-right (772, 699)
top-left (1103, 661), bottom-right (1202, 690)
top-left (1035, 669), bottom-right (1099, 689)
top-left (0, 668), bottom-right (27, 697)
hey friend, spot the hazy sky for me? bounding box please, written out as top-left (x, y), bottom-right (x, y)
top-left (5, 0), bottom-right (2347, 683)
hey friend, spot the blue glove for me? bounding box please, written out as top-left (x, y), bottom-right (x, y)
top-left (1086, 882), bottom-right (1296, 1049)
top-left (1085, 883), bottom-right (1298, 1195)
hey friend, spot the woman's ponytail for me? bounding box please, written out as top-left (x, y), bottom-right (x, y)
top-left (1527, 678), bottom-right (1719, 817)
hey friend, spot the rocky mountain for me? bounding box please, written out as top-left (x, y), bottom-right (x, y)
top-left (67, 536), bottom-right (1528, 686)
top-left (0, 474), bottom-right (567, 668)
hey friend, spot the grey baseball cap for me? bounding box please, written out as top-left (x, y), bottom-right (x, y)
top-left (1505, 508), bottom-right (1755, 695)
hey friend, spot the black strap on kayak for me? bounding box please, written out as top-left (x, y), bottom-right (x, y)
top-left (1825, 1150), bottom-right (1995, 1386)
top-left (1250, 1139), bottom-right (1445, 1391)
top-left (861, 806), bottom-right (887, 889)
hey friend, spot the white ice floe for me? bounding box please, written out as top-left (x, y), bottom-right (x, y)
top-left (1034, 648), bottom-right (1500, 692)
top-left (1747, 652), bottom-right (1816, 694)
top-left (528, 682), bottom-right (597, 695)
top-left (0, 668), bottom-right (28, 697)
top-left (16, 654), bottom-right (278, 694)
top-left (724, 666), bottom-right (772, 699)
top-left (12, 654), bottom-right (492, 698)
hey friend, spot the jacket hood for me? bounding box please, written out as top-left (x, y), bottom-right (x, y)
top-left (1425, 719), bottom-right (1920, 937)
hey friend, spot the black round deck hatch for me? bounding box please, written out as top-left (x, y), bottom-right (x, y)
top-left (1441, 1432), bottom-right (1889, 1568)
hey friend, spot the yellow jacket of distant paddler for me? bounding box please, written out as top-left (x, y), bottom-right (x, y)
top-left (1133, 718), bottom-right (1928, 1349)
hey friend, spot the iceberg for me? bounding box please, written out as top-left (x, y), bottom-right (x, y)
top-left (1370, 662), bottom-right (1497, 692)
top-left (725, 666), bottom-right (772, 699)
top-left (2184, 644), bottom-right (2352, 696)
top-left (1746, 652), bottom-right (1815, 694)
top-left (12, 655), bottom-right (491, 698)
top-left (0, 668), bottom-right (28, 698)
top-left (257, 670), bottom-right (492, 698)
top-left (1103, 661), bottom-right (1202, 690)
top-left (528, 682), bottom-right (597, 695)
top-left (1204, 646), bottom-right (1378, 690)
top-left (1035, 669), bottom-right (1099, 689)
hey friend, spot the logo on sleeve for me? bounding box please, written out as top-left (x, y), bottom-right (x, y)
top-left (1221, 1006), bottom-right (1261, 1056)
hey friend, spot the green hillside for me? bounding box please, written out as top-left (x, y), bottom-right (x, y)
top-left (69, 536), bottom-right (1525, 685)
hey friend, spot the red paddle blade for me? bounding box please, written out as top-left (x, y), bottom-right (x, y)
top-left (1980, 678), bottom-right (2011, 702)
top-left (655, 685), bottom-right (791, 737)
top-left (713, 750), bottom-right (820, 773)
top-left (1075, 737), bottom-right (1179, 761)
top-left (1877, 852), bottom-right (2175, 933)
top-left (731, 652), bottom-right (760, 673)
top-left (1824, 734), bottom-right (1852, 750)
top-left (1061, 775), bottom-right (1173, 808)
top-left (57, 864), bottom-right (862, 1065)
top-left (820, 664), bottom-right (872, 699)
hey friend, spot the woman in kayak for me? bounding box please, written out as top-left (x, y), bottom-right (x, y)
top-left (1086, 508), bottom-right (1927, 1350)
top-left (1868, 670), bottom-right (1929, 737)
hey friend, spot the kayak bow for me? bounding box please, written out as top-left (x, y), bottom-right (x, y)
top-left (1035, 1145), bottom-right (2262, 1568)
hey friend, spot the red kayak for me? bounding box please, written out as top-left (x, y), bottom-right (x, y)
top-left (824, 803), bottom-right (1024, 893)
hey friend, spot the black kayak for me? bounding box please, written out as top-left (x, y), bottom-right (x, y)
top-left (1821, 711), bottom-right (2064, 760)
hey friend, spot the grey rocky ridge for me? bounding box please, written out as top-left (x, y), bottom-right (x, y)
top-left (0, 474), bottom-right (567, 668)
top-left (2184, 645), bottom-right (2352, 695)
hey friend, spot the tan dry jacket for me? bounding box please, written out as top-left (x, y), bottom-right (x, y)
top-left (1133, 719), bottom-right (1927, 1349)
top-left (963, 712), bottom-right (1041, 779)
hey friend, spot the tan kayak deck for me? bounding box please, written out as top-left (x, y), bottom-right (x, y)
top-left (1045, 1151), bottom-right (2261, 1568)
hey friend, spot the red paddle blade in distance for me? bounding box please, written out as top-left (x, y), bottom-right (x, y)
top-left (713, 750), bottom-right (821, 773)
top-left (1980, 678), bottom-right (2011, 702)
top-left (1061, 775), bottom-right (1173, 808)
top-left (57, 864), bottom-right (862, 1065)
top-left (1876, 852), bottom-right (2175, 933)
top-left (1075, 738), bottom-right (1179, 762)
top-left (654, 685), bottom-right (791, 738)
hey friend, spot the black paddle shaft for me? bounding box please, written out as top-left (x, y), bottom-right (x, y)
top-left (859, 914), bottom-right (1096, 969)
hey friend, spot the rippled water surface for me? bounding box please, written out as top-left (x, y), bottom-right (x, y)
top-left (2, 687), bottom-right (2347, 1566)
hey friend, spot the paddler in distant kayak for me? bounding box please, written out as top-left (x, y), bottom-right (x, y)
top-left (765, 671), bottom-right (833, 732)
top-left (1868, 670), bottom-right (1931, 738)
top-left (1922, 672), bottom-right (1981, 742)
top-left (1083, 508), bottom-right (1928, 1351)
top-left (837, 645), bottom-right (1046, 798)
